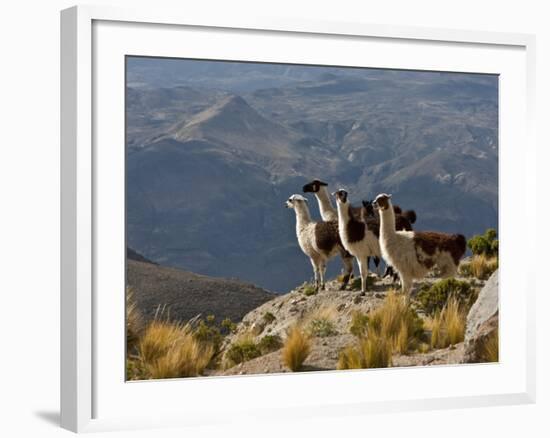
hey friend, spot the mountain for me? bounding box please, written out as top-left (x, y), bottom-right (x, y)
top-left (126, 64), bottom-right (498, 292)
top-left (127, 258), bottom-right (274, 324)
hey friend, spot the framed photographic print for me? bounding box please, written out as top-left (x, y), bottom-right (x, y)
top-left (61, 5), bottom-right (536, 433)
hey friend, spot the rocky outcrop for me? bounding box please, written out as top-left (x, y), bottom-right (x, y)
top-left (462, 270), bottom-right (499, 363)
top-left (216, 274), bottom-right (485, 376)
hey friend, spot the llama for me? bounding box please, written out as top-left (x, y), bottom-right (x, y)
top-left (373, 193), bottom-right (466, 296)
top-left (285, 194), bottom-right (353, 290)
top-left (361, 200), bottom-right (417, 229)
top-left (361, 199), bottom-right (417, 280)
top-left (333, 189), bottom-right (381, 293)
top-left (302, 179), bottom-right (339, 221)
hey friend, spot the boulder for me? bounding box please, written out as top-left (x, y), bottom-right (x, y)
top-left (462, 270), bottom-right (499, 363)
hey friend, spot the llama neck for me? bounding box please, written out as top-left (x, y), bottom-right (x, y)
top-left (336, 201), bottom-right (351, 226)
top-left (315, 186), bottom-right (337, 220)
top-left (379, 203), bottom-right (397, 239)
top-left (294, 203), bottom-right (312, 229)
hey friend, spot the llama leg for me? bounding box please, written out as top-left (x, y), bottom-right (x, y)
top-left (358, 257), bottom-right (369, 294)
top-left (439, 258), bottom-right (458, 279)
top-left (401, 275), bottom-right (413, 297)
top-left (310, 259), bottom-right (320, 290)
top-left (319, 261), bottom-right (327, 290)
top-left (373, 256), bottom-right (381, 276)
top-left (340, 255), bottom-right (354, 290)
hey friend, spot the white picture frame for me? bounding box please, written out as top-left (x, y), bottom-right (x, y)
top-left (60, 4), bottom-right (537, 433)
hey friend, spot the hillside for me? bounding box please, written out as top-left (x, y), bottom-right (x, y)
top-left (127, 259), bottom-right (274, 324)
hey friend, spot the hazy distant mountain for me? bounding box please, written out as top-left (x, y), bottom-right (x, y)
top-left (126, 60), bottom-right (498, 292)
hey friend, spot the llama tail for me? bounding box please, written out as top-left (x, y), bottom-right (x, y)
top-left (402, 209), bottom-right (417, 224)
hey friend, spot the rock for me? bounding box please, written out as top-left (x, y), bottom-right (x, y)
top-left (250, 321), bottom-right (265, 336)
top-left (462, 270), bottom-right (499, 363)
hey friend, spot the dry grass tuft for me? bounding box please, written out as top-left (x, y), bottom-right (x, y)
top-left (425, 297), bottom-right (466, 349)
top-left (480, 329), bottom-right (499, 363)
top-left (338, 333), bottom-right (392, 369)
top-left (460, 255), bottom-right (498, 280)
top-left (137, 319), bottom-right (213, 379)
top-left (282, 325), bottom-right (311, 371)
top-left (470, 254), bottom-right (498, 280)
top-left (369, 291), bottom-right (422, 354)
top-left (126, 287), bottom-right (144, 352)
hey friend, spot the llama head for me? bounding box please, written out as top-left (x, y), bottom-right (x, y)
top-left (373, 193), bottom-right (392, 211)
top-left (285, 194), bottom-right (308, 209)
top-left (302, 179), bottom-right (328, 194)
top-left (362, 200), bottom-right (375, 217)
top-left (332, 189), bottom-right (348, 205)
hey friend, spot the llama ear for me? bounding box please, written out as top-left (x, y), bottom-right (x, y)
top-left (388, 194), bottom-right (392, 199)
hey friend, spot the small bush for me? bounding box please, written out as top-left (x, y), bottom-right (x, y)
top-left (221, 317), bottom-right (237, 334)
top-left (257, 334), bottom-right (283, 354)
top-left (225, 335), bottom-right (262, 366)
top-left (337, 333), bottom-right (392, 370)
top-left (302, 284), bottom-right (317, 296)
top-left (263, 312), bottom-right (276, 324)
top-left (306, 306), bottom-right (338, 337)
top-left (194, 318), bottom-right (223, 356)
top-left (282, 326), bottom-right (311, 371)
top-left (349, 310), bottom-right (369, 337)
top-left (308, 318), bottom-right (337, 337)
top-left (137, 320), bottom-right (213, 379)
top-left (468, 229), bottom-right (498, 257)
top-left (458, 261), bottom-right (473, 277)
top-left (417, 278), bottom-right (475, 315)
top-left (426, 297), bottom-right (466, 349)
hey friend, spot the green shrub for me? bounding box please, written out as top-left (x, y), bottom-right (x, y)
top-left (468, 229), bottom-right (499, 257)
top-left (349, 311), bottom-right (369, 337)
top-left (416, 278), bottom-right (476, 315)
top-left (308, 318), bottom-right (337, 337)
top-left (302, 284), bottom-right (317, 296)
top-left (225, 338), bottom-right (262, 366)
top-left (193, 318), bottom-right (223, 356)
top-left (221, 318), bottom-right (237, 334)
top-left (257, 334), bottom-right (283, 354)
top-left (263, 312), bottom-right (276, 324)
